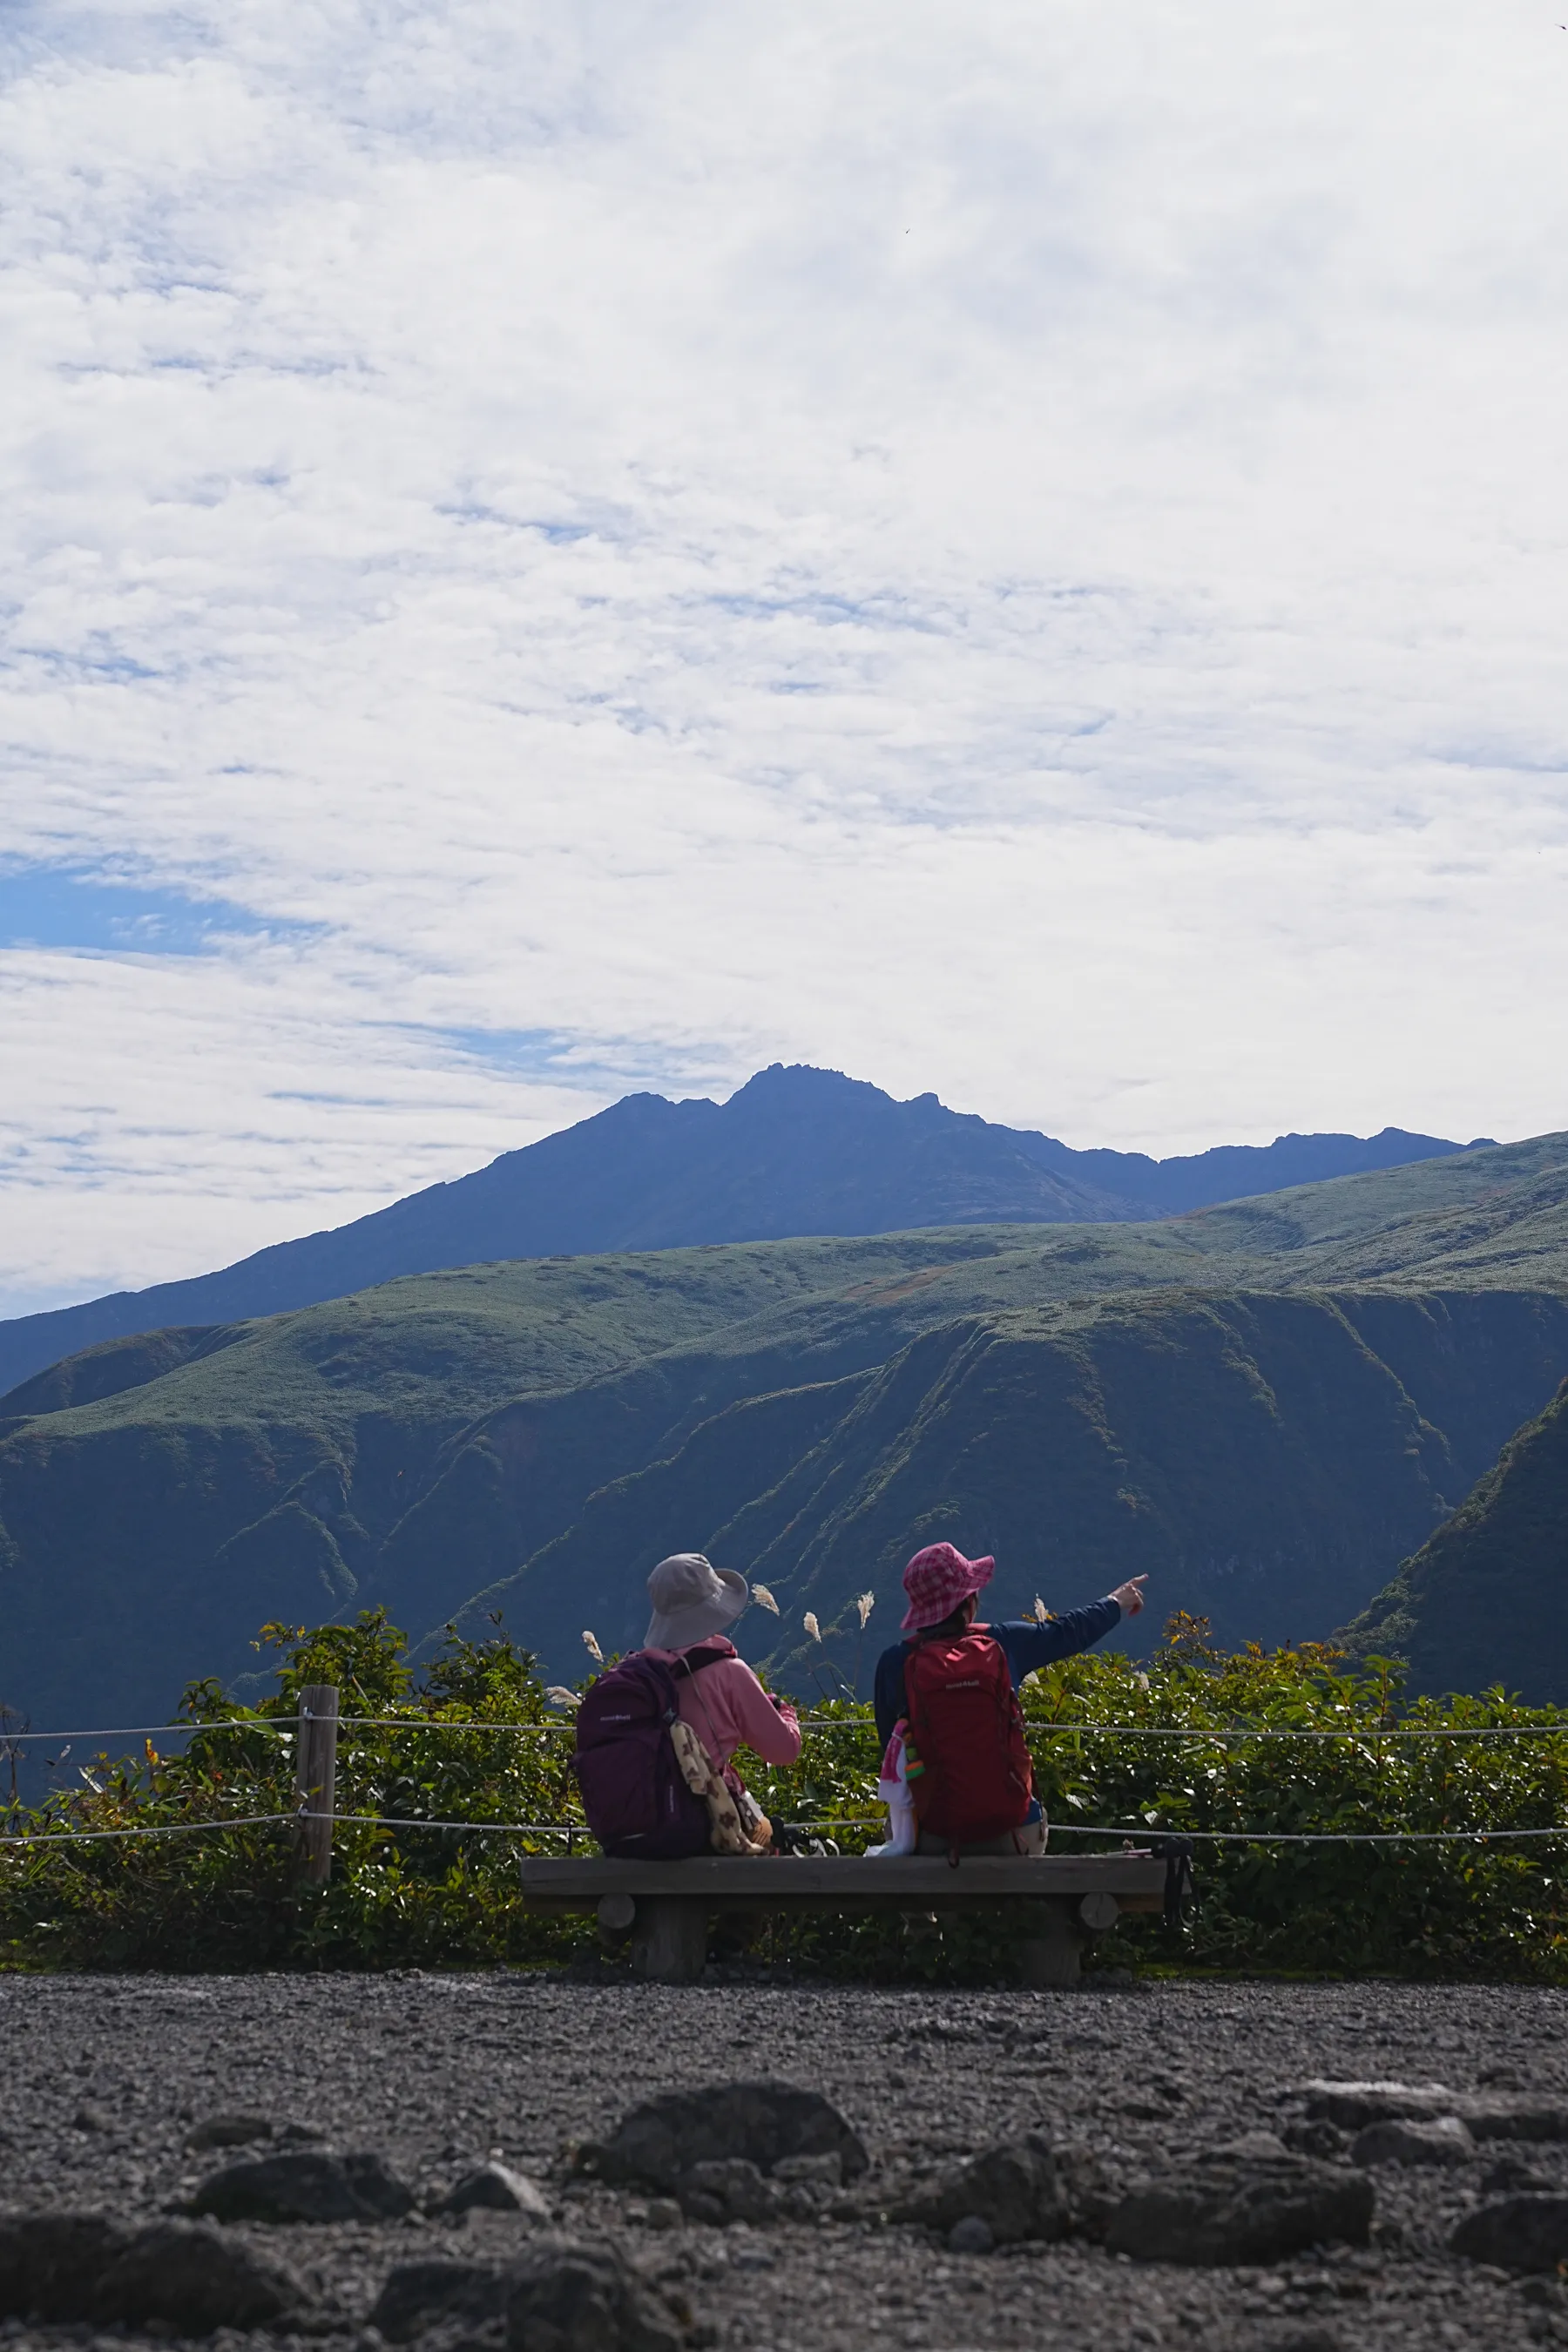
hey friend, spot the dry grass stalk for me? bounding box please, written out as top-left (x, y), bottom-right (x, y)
top-left (581, 1630), bottom-right (605, 1665)
top-left (803, 1612), bottom-right (821, 1643)
top-left (752, 1583), bottom-right (781, 1615)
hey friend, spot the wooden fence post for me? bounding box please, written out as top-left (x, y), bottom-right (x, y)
top-left (294, 1683), bottom-right (339, 1885)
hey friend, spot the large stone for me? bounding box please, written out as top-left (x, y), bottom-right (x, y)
top-left (0, 2213), bottom-right (131, 2320)
top-left (1350, 2116), bottom-right (1475, 2168)
top-left (0, 2214), bottom-right (309, 2334)
top-left (578, 2081), bottom-right (868, 2194)
top-left (371, 2258), bottom-right (509, 2343)
top-left (892, 2138), bottom-right (1108, 2245)
top-left (189, 2147), bottom-right (415, 2223)
top-left (92, 2220), bottom-right (309, 2331)
top-left (503, 2237), bottom-right (686, 2352)
top-left (1450, 2193), bottom-right (1568, 2272)
top-left (187, 2112), bottom-right (279, 2151)
top-left (1457, 2100), bottom-right (1568, 2142)
top-left (1303, 2080), bottom-right (1568, 2144)
top-left (441, 2164), bottom-right (553, 2220)
top-left (1301, 2081), bottom-right (1457, 2131)
top-left (1107, 2156), bottom-right (1374, 2266)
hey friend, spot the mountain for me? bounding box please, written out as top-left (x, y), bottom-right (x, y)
top-left (0, 1063), bottom-right (1485, 1396)
top-left (3, 1129), bottom-right (1567, 1737)
top-left (1342, 1377), bottom-right (1568, 1702)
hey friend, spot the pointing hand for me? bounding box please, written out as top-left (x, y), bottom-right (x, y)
top-left (1111, 1575), bottom-right (1148, 1618)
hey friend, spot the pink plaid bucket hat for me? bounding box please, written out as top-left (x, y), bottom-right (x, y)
top-left (901, 1541), bottom-right (995, 1632)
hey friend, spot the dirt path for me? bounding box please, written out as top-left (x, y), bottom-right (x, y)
top-left (3, 1970), bottom-right (1566, 2350)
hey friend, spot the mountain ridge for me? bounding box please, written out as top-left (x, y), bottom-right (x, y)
top-left (0, 1061), bottom-right (1487, 1396)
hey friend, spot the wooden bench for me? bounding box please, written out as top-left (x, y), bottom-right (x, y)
top-left (519, 1852), bottom-right (1166, 1986)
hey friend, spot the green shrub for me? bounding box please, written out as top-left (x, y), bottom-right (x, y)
top-left (6, 1610), bottom-right (1568, 1979)
top-left (0, 1611), bottom-right (591, 1972)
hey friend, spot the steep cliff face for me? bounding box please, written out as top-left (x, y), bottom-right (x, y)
top-left (1344, 1377), bottom-right (1568, 1701)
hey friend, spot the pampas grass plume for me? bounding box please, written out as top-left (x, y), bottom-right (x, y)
top-left (582, 1629), bottom-right (605, 1664)
top-left (856, 1590), bottom-right (875, 1628)
top-left (545, 1686), bottom-right (582, 1710)
top-left (803, 1612), bottom-right (821, 1642)
top-left (752, 1583), bottom-right (781, 1615)
top-left (1032, 1596), bottom-right (1051, 1623)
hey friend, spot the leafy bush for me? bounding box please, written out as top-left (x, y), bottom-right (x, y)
top-left (6, 1610), bottom-right (1568, 1979)
top-left (1, 1612), bottom-right (591, 1972)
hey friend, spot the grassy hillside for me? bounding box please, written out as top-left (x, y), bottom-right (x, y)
top-left (1344, 1376), bottom-right (1568, 1701)
top-left (1177, 1128), bottom-right (1568, 1288)
top-left (465, 1288), bottom-right (1568, 1684)
top-left (4, 1136), bottom-right (1568, 1734)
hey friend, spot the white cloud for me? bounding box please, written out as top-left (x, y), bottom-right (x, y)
top-left (2, 0), bottom-right (1566, 1308)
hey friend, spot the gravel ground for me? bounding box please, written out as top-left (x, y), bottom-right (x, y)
top-left (4, 1968), bottom-right (1568, 2351)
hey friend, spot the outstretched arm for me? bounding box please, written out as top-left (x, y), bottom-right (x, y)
top-left (993, 1582), bottom-right (1146, 1680)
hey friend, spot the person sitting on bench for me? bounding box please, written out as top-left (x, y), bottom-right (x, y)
top-left (871, 1542), bottom-right (1146, 1856)
top-left (643, 1552), bottom-right (802, 1847)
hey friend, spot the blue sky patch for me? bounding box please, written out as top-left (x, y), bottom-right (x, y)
top-left (0, 866), bottom-right (309, 957)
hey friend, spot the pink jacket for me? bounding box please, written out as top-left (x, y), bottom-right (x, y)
top-left (644, 1639), bottom-right (801, 1772)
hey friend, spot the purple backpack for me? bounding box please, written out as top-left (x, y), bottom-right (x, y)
top-left (573, 1643), bottom-right (728, 1858)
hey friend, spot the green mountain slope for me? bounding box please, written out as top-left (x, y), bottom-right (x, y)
top-left (1176, 1130), bottom-right (1568, 1288)
top-left (461, 1288), bottom-right (1568, 1680)
top-left (4, 1133), bottom-right (1568, 1732)
top-left (1343, 1376), bottom-right (1568, 1700)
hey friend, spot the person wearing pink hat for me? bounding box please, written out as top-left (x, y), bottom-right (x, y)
top-left (871, 1542), bottom-right (1146, 1855)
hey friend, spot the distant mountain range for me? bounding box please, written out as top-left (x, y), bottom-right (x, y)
top-left (0, 1064), bottom-right (1490, 1396)
top-left (3, 1125), bottom-right (1565, 1738)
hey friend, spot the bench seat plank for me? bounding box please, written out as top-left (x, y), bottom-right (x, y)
top-left (520, 1853), bottom-right (1166, 1905)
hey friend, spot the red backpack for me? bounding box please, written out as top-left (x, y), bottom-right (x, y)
top-left (903, 1627), bottom-right (1034, 1848)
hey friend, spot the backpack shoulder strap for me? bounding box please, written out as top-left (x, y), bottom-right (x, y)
top-left (672, 1639), bottom-right (733, 1679)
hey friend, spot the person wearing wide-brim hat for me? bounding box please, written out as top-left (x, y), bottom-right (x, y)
top-left (870, 1542), bottom-right (1146, 1855)
top-left (642, 1553), bottom-right (802, 1782)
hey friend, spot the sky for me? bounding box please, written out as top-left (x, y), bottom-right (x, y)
top-left (2, 1), bottom-right (1566, 1321)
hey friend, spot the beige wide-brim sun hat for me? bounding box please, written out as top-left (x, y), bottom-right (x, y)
top-left (644, 1552), bottom-right (750, 1650)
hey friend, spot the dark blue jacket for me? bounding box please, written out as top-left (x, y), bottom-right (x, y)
top-left (872, 1598), bottom-right (1123, 1754)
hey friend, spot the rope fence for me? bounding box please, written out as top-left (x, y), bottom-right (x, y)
top-left (13, 1712), bottom-right (1568, 1744)
top-left (8, 1681), bottom-right (1568, 1862)
top-left (9, 1807), bottom-right (1568, 1851)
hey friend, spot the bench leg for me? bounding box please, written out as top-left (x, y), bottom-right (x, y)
top-left (630, 1896), bottom-right (708, 1984)
top-left (1017, 1896), bottom-right (1084, 1989)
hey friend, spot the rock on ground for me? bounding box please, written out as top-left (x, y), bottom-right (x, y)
top-left (1450, 2191), bottom-right (1568, 2270)
top-left (5, 1973), bottom-right (1568, 2349)
top-left (504, 2236), bottom-right (687, 2352)
top-left (0, 2213), bottom-right (308, 2330)
top-left (187, 2148), bottom-right (415, 2223)
top-left (1349, 2116), bottom-right (1476, 2168)
top-left (578, 2083), bottom-right (868, 2194)
top-left (1105, 2155), bottom-right (1374, 2265)
top-left (441, 2163), bottom-right (553, 2220)
top-left (891, 2138), bottom-right (1105, 2243)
